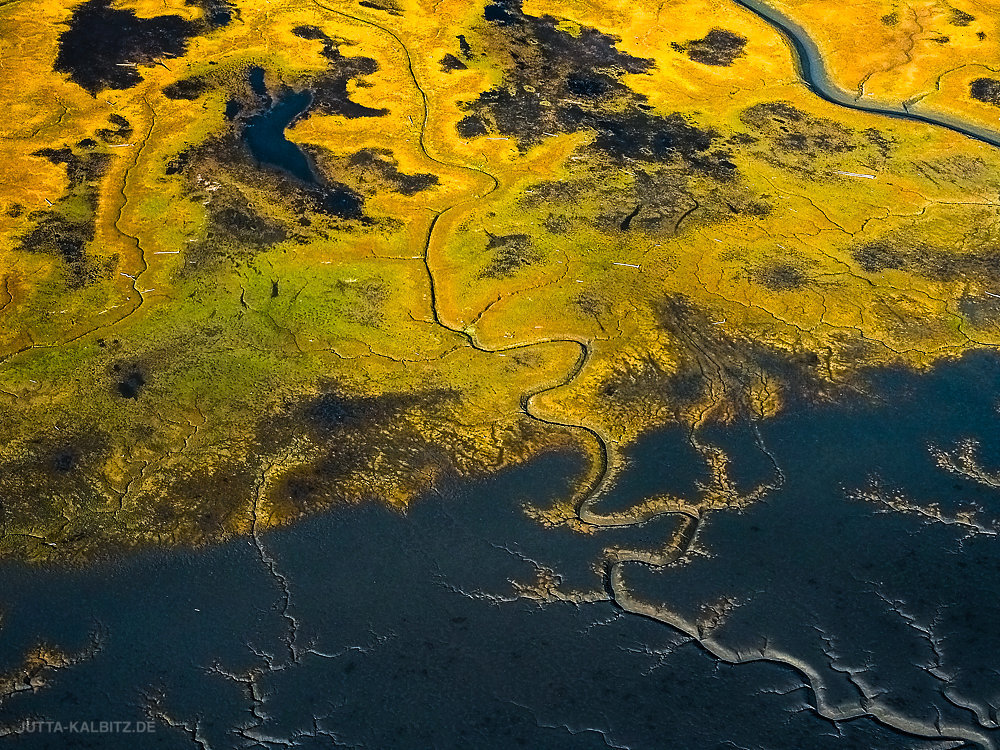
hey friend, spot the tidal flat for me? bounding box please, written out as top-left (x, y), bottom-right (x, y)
top-left (2, 0), bottom-right (1000, 745)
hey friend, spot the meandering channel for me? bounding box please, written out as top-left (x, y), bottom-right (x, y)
top-left (732, 0), bottom-right (1000, 149)
top-left (312, 0), bottom-right (616, 506)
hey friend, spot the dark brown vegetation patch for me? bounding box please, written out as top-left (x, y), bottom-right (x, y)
top-left (754, 262), bottom-right (807, 291)
top-left (950, 8), bottom-right (975, 26)
top-left (601, 294), bottom-right (827, 421)
top-left (54, 0), bottom-right (212, 94)
top-left (163, 76), bottom-right (210, 100)
top-left (970, 78), bottom-right (1000, 106)
top-left (480, 232), bottom-right (540, 277)
top-left (290, 26), bottom-right (390, 119)
top-left (346, 148), bottom-right (439, 195)
top-left (358, 0), bottom-right (402, 16)
top-left (181, 183), bottom-right (291, 271)
top-left (462, 0), bottom-right (694, 157)
top-left (440, 53), bottom-right (468, 72)
top-left (0, 428), bottom-right (113, 551)
top-left (958, 293), bottom-right (1000, 329)
top-left (740, 101), bottom-right (855, 154)
top-left (17, 146), bottom-right (111, 285)
top-left (851, 239), bottom-right (1000, 283)
top-left (260, 385), bottom-right (461, 513)
top-left (673, 28), bottom-right (747, 67)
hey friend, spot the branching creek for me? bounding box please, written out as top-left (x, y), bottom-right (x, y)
top-left (306, 1), bottom-right (1000, 747)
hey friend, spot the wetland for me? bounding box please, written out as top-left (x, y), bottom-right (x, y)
top-left (3, 0), bottom-right (1000, 745)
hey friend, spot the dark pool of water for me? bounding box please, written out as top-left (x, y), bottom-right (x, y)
top-left (239, 67), bottom-right (364, 219)
top-left (243, 91), bottom-right (315, 184)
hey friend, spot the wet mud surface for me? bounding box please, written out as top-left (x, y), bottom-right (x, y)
top-left (3, 353), bottom-right (1000, 748)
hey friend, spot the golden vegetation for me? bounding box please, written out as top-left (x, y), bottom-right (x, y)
top-left (765, 0), bottom-right (1000, 133)
top-left (1, 0), bottom-right (999, 559)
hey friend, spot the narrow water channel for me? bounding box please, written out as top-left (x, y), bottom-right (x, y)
top-left (733, 0), bottom-right (1000, 148)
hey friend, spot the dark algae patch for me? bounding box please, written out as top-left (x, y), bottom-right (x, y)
top-left (54, 0), bottom-right (236, 95)
top-left (731, 100), bottom-right (898, 178)
top-left (460, 0), bottom-right (772, 238)
top-left (740, 101), bottom-right (855, 154)
top-left (479, 232), bottom-right (539, 278)
top-left (184, 190), bottom-right (290, 269)
top-left (440, 52), bottom-right (469, 72)
top-left (970, 77), bottom-right (1000, 105)
top-left (602, 294), bottom-right (826, 422)
top-left (456, 113), bottom-right (489, 138)
top-left (851, 238), bottom-right (1000, 283)
top-left (162, 76), bottom-right (210, 100)
top-left (958, 292), bottom-right (1000, 329)
top-left (619, 202), bottom-right (642, 231)
top-left (260, 384), bottom-right (467, 514)
top-left (212, 203), bottom-right (284, 249)
top-left (290, 26), bottom-right (390, 119)
top-left (31, 146), bottom-right (109, 188)
top-left (290, 24), bottom-right (328, 40)
top-left (673, 28), bottom-right (748, 66)
top-left (346, 148), bottom-right (438, 195)
top-left (0, 430), bottom-right (112, 553)
top-left (950, 7), bottom-right (975, 25)
top-left (18, 214), bottom-right (96, 285)
top-left (754, 261), bottom-right (807, 290)
top-left (357, 0), bottom-right (402, 15)
top-left (17, 145), bottom-right (111, 286)
top-left (460, 0), bottom-right (656, 149)
top-left (652, 294), bottom-right (824, 403)
top-left (461, 0), bottom-right (737, 178)
top-left (96, 114), bottom-right (133, 144)
top-left (54, 0), bottom-right (200, 94)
